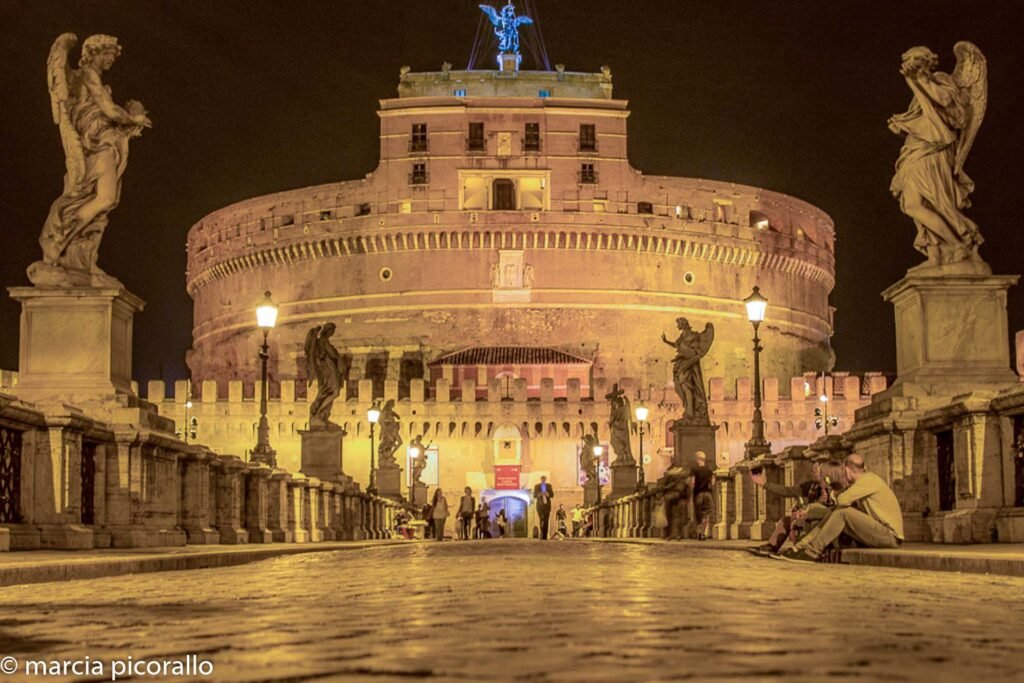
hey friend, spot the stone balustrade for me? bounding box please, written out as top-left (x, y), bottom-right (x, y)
top-left (0, 391), bottom-right (408, 552)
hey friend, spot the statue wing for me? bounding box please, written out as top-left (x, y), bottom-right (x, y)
top-left (303, 326), bottom-right (321, 386)
top-left (951, 41), bottom-right (987, 177)
top-left (479, 4), bottom-right (500, 26)
top-left (514, 16), bottom-right (534, 27)
top-left (47, 33), bottom-right (86, 191)
top-left (698, 322), bottom-right (716, 355)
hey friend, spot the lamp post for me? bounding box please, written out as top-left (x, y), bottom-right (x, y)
top-left (252, 291), bottom-right (278, 466)
top-left (593, 443), bottom-right (604, 536)
top-left (743, 286), bottom-right (771, 459)
top-left (815, 375), bottom-right (839, 435)
top-left (367, 400), bottom-right (381, 495)
top-left (634, 401), bottom-right (649, 489)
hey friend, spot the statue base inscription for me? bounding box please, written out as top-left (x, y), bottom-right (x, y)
top-left (8, 285), bottom-right (144, 410)
top-left (884, 271), bottom-right (1019, 395)
top-left (671, 421), bottom-right (719, 469)
top-left (374, 465), bottom-right (403, 501)
top-left (609, 463), bottom-right (638, 499)
top-left (299, 429), bottom-right (349, 484)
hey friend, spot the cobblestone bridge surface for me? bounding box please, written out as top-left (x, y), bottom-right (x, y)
top-left (0, 541), bottom-right (1022, 682)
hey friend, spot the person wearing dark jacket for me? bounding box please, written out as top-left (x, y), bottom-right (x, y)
top-left (533, 476), bottom-right (554, 539)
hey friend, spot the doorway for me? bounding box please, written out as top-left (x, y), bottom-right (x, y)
top-left (488, 495), bottom-right (528, 537)
top-left (492, 179), bottom-right (515, 210)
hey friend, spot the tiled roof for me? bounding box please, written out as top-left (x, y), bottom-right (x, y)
top-left (429, 346), bottom-right (592, 367)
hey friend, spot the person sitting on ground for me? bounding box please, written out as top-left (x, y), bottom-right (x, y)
top-left (748, 460), bottom-right (844, 556)
top-left (781, 453), bottom-right (903, 563)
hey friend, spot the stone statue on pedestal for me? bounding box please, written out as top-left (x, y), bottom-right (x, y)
top-left (304, 323), bottom-right (346, 430)
top-left (888, 42), bottom-right (988, 272)
top-left (605, 384), bottom-right (634, 465)
top-left (479, 2), bottom-right (533, 55)
top-left (580, 433), bottom-right (599, 484)
top-left (661, 318), bottom-right (714, 424)
top-left (377, 399), bottom-right (403, 468)
top-left (32, 34), bottom-right (152, 288)
top-left (409, 435), bottom-right (428, 485)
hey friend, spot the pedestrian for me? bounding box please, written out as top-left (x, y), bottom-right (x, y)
top-left (533, 475), bottom-right (554, 539)
top-left (458, 486), bottom-right (475, 540)
top-left (781, 453), bottom-right (904, 563)
top-left (571, 503), bottom-right (584, 537)
top-left (496, 509), bottom-right (508, 537)
top-left (476, 499), bottom-right (491, 538)
top-left (421, 501), bottom-right (433, 539)
top-left (689, 451), bottom-right (716, 540)
top-left (431, 488), bottom-right (449, 541)
top-left (554, 504), bottom-right (569, 539)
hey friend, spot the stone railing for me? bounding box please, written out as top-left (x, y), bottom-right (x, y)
top-left (0, 391), bottom-right (406, 552)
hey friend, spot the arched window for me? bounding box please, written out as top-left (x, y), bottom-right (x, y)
top-left (492, 179), bottom-right (515, 210)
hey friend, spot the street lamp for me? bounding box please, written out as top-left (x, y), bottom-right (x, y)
top-left (743, 286), bottom-right (771, 459)
top-left (252, 291), bottom-right (278, 466)
top-left (366, 400), bottom-right (381, 495)
top-left (593, 443), bottom-right (604, 536)
top-left (634, 401), bottom-right (649, 489)
top-left (815, 376), bottom-right (839, 435)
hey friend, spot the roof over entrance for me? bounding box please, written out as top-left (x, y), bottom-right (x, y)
top-left (429, 346), bottom-right (591, 367)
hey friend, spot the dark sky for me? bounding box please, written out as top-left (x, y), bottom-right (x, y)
top-left (1, 0), bottom-right (1022, 382)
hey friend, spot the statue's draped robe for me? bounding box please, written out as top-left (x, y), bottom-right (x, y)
top-left (890, 73), bottom-right (981, 254)
top-left (41, 75), bottom-right (130, 270)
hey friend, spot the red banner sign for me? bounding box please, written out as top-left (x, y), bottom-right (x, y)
top-left (494, 465), bottom-right (521, 490)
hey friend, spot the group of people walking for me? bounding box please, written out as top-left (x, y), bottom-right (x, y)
top-left (419, 487), bottom-right (509, 540)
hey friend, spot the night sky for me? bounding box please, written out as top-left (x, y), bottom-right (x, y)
top-left (1, 0), bottom-right (1022, 383)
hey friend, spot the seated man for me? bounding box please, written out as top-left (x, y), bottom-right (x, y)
top-left (780, 454), bottom-right (903, 563)
top-left (748, 461), bottom-right (838, 555)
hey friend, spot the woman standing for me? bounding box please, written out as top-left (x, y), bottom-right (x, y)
top-left (431, 488), bottom-right (449, 541)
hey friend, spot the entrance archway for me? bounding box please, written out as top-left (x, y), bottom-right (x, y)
top-left (485, 492), bottom-right (529, 537)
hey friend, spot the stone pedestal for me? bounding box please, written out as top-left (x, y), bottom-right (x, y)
top-left (884, 271), bottom-right (1019, 395)
top-left (375, 465), bottom-right (403, 501)
top-left (671, 421), bottom-right (719, 468)
top-left (0, 527), bottom-right (8, 552)
top-left (410, 482), bottom-right (428, 506)
top-left (583, 481), bottom-right (600, 507)
top-left (609, 463), bottom-right (638, 499)
top-left (299, 429), bottom-right (349, 484)
top-left (8, 286), bottom-right (144, 411)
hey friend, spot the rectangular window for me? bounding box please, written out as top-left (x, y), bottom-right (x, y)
top-left (410, 123), bottom-right (428, 152)
top-left (538, 89), bottom-right (551, 98)
top-left (409, 163), bottom-right (428, 185)
top-left (356, 203), bottom-right (371, 216)
top-left (579, 163), bottom-right (596, 184)
top-left (524, 122), bottom-right (540, 152)
top-left (579, 124), bottom-right (596, 152)
top-left (467, 122), bottom-right (485, 151)
top-left (637, 201), bottom-right (653, 214)
top-left (453, 88), bottom-right (467, 97)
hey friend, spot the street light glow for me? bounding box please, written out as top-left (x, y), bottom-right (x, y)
top-left (367, 404), bottom-right (381, 424)
top-left (634, 402), bottom-right (649, 422)
top-left (256, 291), bottom-right (278, 329)
top-left (744, 285), bottom-right (768, 323)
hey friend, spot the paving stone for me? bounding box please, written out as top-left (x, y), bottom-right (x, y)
top-left (0, 540), bottom-right (1021, 682)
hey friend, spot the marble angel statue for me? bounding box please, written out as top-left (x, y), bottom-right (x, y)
top-left (304, 323), bottom-right (346, 430)
top-left (888, 42), bottom-right (987, 271)
top-left (32, 34), bottom-right (152, 288)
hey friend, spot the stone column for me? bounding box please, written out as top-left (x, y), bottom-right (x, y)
top-left (214, 456), bottom-right (247, 544)
top-left (244, 464), bottom-right (273, 544)
top-left (267, 471), bottom-right (292, 543)
top-left (729, 462), bottom-right (756, 539)
top-left (31, 411), bottom-right (95, 549)
top-left (714, 470), bottom-right (736, 540)
top-left (287, 475), bottom-right (310, 543)
top-left (179, 448), bottom-right (219, 544)
top-left (307, 478), bottom-right (324, 543)
top-left (749, 458), bottom-right (782, 540)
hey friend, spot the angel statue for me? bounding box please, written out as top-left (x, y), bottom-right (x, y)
top-left (409, 435), bottom-right (429, 486)
top-left (304, 323), bottom-right (346, 430)
top-left (605, 384), bottom-right (635, 466)
top-left (480, 2), bottom-right (533, 55)
top-left (31, 34), bottom-right (152, 288)
top-left (888, 42), bottom-right (987, 271)
top-left (661, 318), bottom-right (715, 425)
top-left (377, 399), bottom-right (403, 468)
top-left (579, 433), bottom-right (599, 485)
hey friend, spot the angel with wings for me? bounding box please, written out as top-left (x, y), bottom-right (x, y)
top-left (605, 384), bottom-right (634, 466)
top-left (662, 318), bottom-right (715, 425)
top-left (304, 323), bottom-right (345, 430)
top-left (888, 42), bottom-right (987, 270)
top-left (480, 2), bottom-right (533, 55)
top-left (32, 34), bottom-right (152, 288)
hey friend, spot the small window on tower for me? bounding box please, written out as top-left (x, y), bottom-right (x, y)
top-left (579, 124), bottom-right (596, 152)
top-left (409, 123), bottom-right (428, 152)
top-left (524, 122), bottom-right (540, 152)
top-left (637, 202), bottom-right (654, 214)
top-left (467, 122), bottom-right (485, 151)
top-left (579, 163), bottom-right (597, 184)
top-left (453, 88), bottom-right (467, 97)
top-left (409, 163), bottom-right (428, 185)
top-left (538, 89), bottom-right (551, 98)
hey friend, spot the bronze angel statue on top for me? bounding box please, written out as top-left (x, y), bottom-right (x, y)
top-left (31, 34), bottom-right (152, 288)
top-left (304, 323), bottom-right (347, 430)
top-left (662, 318), bottom-right (715, 425)
top-left (888, 42), bottom-right (987, 271)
